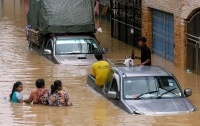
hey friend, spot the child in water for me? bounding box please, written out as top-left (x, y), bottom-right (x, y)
top-left (10, 81), bottom-right (23, 103)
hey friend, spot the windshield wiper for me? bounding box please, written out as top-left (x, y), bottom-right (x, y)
top-left (134, 91), bottom-right (158, 100)
top-left (157, 88), bottom-right (177, 99)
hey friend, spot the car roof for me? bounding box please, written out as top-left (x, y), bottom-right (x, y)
top-left (53, 35), bottom-right (92, 39)
top-left (113, 66), bottom-right (172, 77)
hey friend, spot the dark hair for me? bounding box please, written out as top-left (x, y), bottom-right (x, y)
top-left (138, 36), bottom-right (147, 43)
top-left (36, 79), bottom-right (45, 88)
top-left (10, 81), bottom-right (22, 100)
top-left (95, 51), bottom-right (103, 61)
top-left (51, 80), bottom-right (62, 94)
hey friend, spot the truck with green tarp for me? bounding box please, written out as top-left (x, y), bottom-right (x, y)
top-left (27, 0), bottom-right (96, 34)
top-left (26, 0), bottom-right (108, 65)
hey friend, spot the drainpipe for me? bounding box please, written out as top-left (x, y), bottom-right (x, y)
top-left (198, 37), bottom-right (200, 75)
top-left (196, 43), bottom-right (198, 75)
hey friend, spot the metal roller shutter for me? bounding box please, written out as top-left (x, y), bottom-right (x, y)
top-left (152, 9), bottom-right (174, 61)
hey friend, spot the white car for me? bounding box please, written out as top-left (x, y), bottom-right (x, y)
top-left (29, 34), bottom-right (108, 65)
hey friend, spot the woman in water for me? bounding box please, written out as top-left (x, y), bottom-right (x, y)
top-left (40, 80), bottom-right (72, 106)
top-left (10, 81), bottom-right (23, 103)
top-left (23, 79), bottom-right (49, 104)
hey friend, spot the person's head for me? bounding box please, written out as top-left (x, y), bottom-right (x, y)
top-left (95, 51), bottom-right (103, 61)
top-left (138, 37), bottom-right (147, 48)
top-left (51, 80), bottom-right (63, 94)
top-left (35, 79), bottom-right (45, 88)
top-left (10, 81), bottom-right (23, 99)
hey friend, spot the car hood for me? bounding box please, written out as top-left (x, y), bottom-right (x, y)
top-left (55, 54), bottom-right (97, 65)
top-left (125, 98), bottom-right (197, 115)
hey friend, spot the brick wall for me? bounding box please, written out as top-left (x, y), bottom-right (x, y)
top-left (142, 5), bottom-right (152, 52)
top-left (174, 16), bottom-right (187, 69)
top-left (142, 0), bottom-right (200, 69)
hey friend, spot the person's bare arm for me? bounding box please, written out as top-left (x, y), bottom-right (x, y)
top-left (19, 99), bottom-right (23, 103)
top-left (66, 92), bottom-right (73, 106)
top-left (134, 56), bottom-right (141, 59)
top-left (139, 59), bottom-right (151, 65)
top-left (67, 101), bottom-right (73, 106)
top-left (23, 92), bottom-right (34, 103)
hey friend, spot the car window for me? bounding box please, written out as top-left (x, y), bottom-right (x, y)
top-left (55, 39), bottom-right (100, 55)
top-left (104, 70), bottom-right (114, 94)
top-left (123, 76), bottom-right (183, 100)
top-left (155, 76), bottom-right (182, 97)
top-left (110, 78), bottom-right (118, 92)
top-left (148, 76), bottom-right (158, 91)
top-left (46, 41), bottom-right (53, 54)
top-left (123, 77), bottom-right (148, 99)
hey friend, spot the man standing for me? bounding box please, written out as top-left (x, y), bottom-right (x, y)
top-left (132, 37), bottom-right (151, 66)
top-left (92, 51), bottom-right (110, 87)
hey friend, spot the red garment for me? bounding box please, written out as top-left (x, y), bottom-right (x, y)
top-left (94, 1), bottom-right (100, 15)
top-left (32, 88), bottom-right (49, 104)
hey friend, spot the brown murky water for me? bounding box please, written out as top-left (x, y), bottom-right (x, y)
top-left (0, 0), bottom-right (200, 126)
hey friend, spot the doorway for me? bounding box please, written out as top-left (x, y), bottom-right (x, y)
top-left (186, 11), bottom-right (200, 74)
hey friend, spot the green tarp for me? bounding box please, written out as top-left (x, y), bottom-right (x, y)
top-left (27, 0), bottom-right (96, 34)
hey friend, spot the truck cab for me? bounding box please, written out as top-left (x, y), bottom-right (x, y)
top-left (26, 0), bottom-right (102, 65)
top-left (41, 34), bottom-right (108, 65)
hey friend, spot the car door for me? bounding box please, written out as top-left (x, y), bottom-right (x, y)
top-left (43, 38), bottom-right (58, 63)
top-left (103, 69), bottom-right (114, 94)
top-left (46, 39), bottom-right (53, 55)
top-left (109, 76), bottom-right (119, 97)
top-left (103, 70), bottom-right (119, 98)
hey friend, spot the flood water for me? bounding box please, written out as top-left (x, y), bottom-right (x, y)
top-left (0, 0), bottom-right (200, 126)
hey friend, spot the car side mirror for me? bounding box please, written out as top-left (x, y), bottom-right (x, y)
top-left (43, 49), bottom-right (51, 55)
top-left (102, 48), bottom-right (108, 54)
top-left (107, 91), bottom-right (117, 99)
top-left (184, 88), bottom-right (192, 97)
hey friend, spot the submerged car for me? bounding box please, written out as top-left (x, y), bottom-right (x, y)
top-left (29, 34), bottom-right (108, 65)
top-left (87, 66), bottom-right (197, 115)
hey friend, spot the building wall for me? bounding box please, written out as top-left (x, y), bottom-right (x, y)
top-left (142, 0), bottom-right (200, 69)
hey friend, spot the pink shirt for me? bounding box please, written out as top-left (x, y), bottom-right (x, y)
top-left (94, 1), bottom-right (100, 15)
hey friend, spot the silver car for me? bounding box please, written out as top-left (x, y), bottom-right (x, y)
top-left (87, 66), bottom-right (197, 115)
top-left (30, 35), bottom-right (108, 65)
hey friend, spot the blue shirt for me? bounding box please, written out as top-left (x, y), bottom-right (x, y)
top-left (11, 91), bottom-right (23, 103)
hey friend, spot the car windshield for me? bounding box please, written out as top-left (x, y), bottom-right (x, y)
top-left (55, 39), bottom-right (100, 55)
top-left (123, 76), bottom-right (184, 100)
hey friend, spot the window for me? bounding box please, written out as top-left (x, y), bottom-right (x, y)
top-left (55, 39), bottom-right (100, 55)
top-left (123, 76), bottom-right (183, 100)
top-left (123, 77), bottom-right (148, 99)
top-left (46, 41), bottom-right (53, 54)
top-left (110, 78), bottom-right (118, 92)
top-left (155, 76), bottom-right (182, 97)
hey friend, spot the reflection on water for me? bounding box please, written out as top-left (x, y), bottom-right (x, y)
top-left (0, 0), bottom-right (200, 125)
